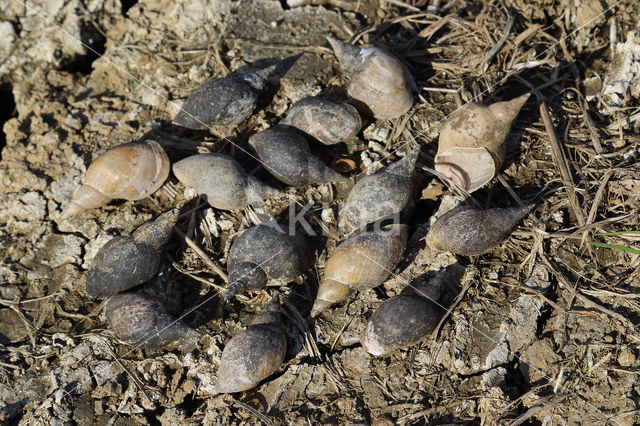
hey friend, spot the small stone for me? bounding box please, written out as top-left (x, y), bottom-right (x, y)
top-left (618, 347), bottom-right (635, 367)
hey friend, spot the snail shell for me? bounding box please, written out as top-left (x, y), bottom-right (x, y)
top-left (426, 204), bottom-right (532, 256)
top-left (311, 224), bottom-right (408, 317)
top-left (172, 153), bottom-right (282, 210)
top-left (279, 96), bottom-right (362, 145)
top-left (216, 295), bottom-right (287, 393)
top-left (248, 126), bottom-right (347, 186)
top-left (226, 224), bottom-right (312, 301)
top-left (339, 149), bottom-right (419, 233)
top-left (86, 208), bottom-right (179, 299)
top-left (361, 281), bottom-right (442, 356)
top-left (327, 37), bottom-right (414, 119)
top-left (435, 93), bottom-right (530, 193)
top-left (104, 293), bottom-right (193, 349)
top-left (59, 140), bottom-right (170, 221)
top-left (173, 65), bottom-right (276, 129)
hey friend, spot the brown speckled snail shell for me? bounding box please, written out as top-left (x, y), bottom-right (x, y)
top-left (426, 204), bottom-right (532, 256)
top-left (327, 37), bottom-right (414, 119)
top-left (225, 224), bottom-right (312, 301)
top-left (311, 224), bottom-right (408, 317)
top-left (249, 125), bottom-right (348, 186)
top-left (104, 292), bottom-right (194, 349)
top-left (435, 93), bottom-right (530, 193)
top-left (216, 295), bottom-right (287, 393)
top-left (279, 96), bottom-right (362, 145)
top-left (339, 149), bottom-right (419, 233)
top-left (361, 282), bottom-right (441, 356)
top-left (59, 140), bottom-right (170, 221)
top-left (86, 208), bottom-right (179, 299)
top-left (172, 153), bottom-right (282, 210)
top-left (172, 64), bottom-right (276, 129)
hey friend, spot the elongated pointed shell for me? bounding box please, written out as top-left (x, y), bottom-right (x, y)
top-left (173, 154), bottom-right (282, 210)
top-left (361, 294), bottom-right (440, 356)
top-left (104, 293), bottom-right (192, 349)
top-left (173, 65), bottom-right (275, 129)
top-left (86, 209), bottom-right (179, 299)
top-left (426, 204), bottom-right (532, 256)
top-left (217, 296), bottom-right (287, 393)
top-left (311, 224), bottom-right (408, 317)
top-left (280, 96), bottom-right (361, 145)
top-left (328, 37), bottom-right (414, 119)
top-left (435, 93), bottom-right (530, 193)
top-left (249, 126), bottom-right (347, 186)
top-left (339, 149), bottom-right (418, 232)
top-left (59, 140), bottom-right (170, 221)
top-left (226, 224), bottom-right (312, 301)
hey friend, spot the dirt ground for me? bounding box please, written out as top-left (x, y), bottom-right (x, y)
top-left (1, 0), bottom-right (640, 424)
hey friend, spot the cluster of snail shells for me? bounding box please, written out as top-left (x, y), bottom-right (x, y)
top-left (86, 208), bottom-right (195, 349)
top-left (57, 34), bottom-right (537, 392)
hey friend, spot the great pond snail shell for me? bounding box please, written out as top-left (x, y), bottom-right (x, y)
top-left (361, 282), bottom-right (441, 356)
top-left (104, 293), bottom-right (193, 349)
top-left (225, 224), bottom-right (312, 301)
top-left (86, 208), bottom-right (179, 299)
top-left (435, 93), bottom-right (530, 193)
top-left (172, 153), bottom-right (282, 210)
top-left (59, 140), bottom-right (170, 221)
top-left (279, 96), bottom-right (362, 145)
top-left (248, 125), bottom-right (348, 186)
top-left (216, 295), bottom-right (287, 393)
top-left (339, 149), bottom-right (419, 233)
top-left (172, 64), bottom-right (276, 129)
top-left (311, 224), bottom-right (408, 318)
top-left (327, 36), bottom-right (414, 119)
top-left (426, 204), bottom-right (532, 256)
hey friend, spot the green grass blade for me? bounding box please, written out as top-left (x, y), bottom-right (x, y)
top-left (589, 241), bottom-right (640, 255)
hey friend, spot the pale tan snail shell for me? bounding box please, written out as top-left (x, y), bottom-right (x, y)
top-left (58, 140), bottom-right (170, 221)
top-left (327, 36), bottom-right (414, 119)
top-left (434, 93), bottom-right (530, 193)
top-left (311, 224), bottom-right (408, 317)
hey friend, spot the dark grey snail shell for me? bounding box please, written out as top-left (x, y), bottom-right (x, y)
top-left (104, 293), bottom-right (192, 349)
top-left (86, 208), bottom-right (179, 299)
top-left (248, 126), bottom-right (348, 186)
top-left (361, 293), bottom-right (440, 356)
top-left (216, 296), bottom-right (287, 393)
top-left (173, 65), bottom-right (276, 129)
top-left (225, 224), bottom-right (312, 301)
top-left (426, 204), bottom-right (532, 256)
top-left (172, 153), bottom-right (282, 210)
top-left (339, 149), bottom-right (419, 232)
top-left (279, 96), bottom-right (362, 145)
